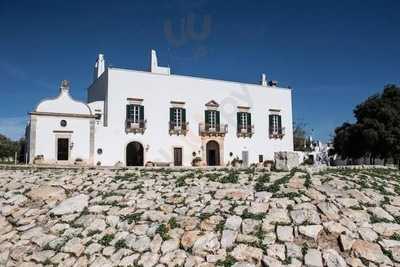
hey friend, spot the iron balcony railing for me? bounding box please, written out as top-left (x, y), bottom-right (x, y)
top-left (199, 123), bottom-right (228, 137)
top-left (126, 119), bottom-right (146, 134)
top-left (169, 121), bottom-right (189, 136)
top-left (269, 127), bottom-right (285, 139)
top-left (237, 124), bottom-right (255, 137)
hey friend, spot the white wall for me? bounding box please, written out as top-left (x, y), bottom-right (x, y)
top-left (90, 68), bottom-right (293, 166)
top-left (34, 116), bottom-right (92, 163)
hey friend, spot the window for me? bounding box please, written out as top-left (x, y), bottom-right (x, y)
top-left (204, 109), bottom-right (221, 133)
top-left (127, 104), bottom-right (143, 123)
top-left (175, 108), bottom-right (182, 127)
top-left (240, 113), bottom-right (247, 129)
top-left (259, 155), bottom-right (264, 163)
top-left (269, 114), bottom-right (282, 136)
top-left (170, 107), bottom-right (186, 129)
top-left (126, 103), bottom-right (145, 133)
top-left (95, 113), bottom-right (102, 120)
top-left (60, 120), bottom-right (67, 127)
top-left (209, 111), bottom-right (217, 128)
top-left (237, 112), bottom-right (251, 130)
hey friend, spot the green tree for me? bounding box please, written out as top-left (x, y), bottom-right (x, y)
top-left (293, 122), bottom-right (311, 151)
top-left (333, 84), bottom-right (400, 166)
top-left (0, 134), bottom-right (25, 163)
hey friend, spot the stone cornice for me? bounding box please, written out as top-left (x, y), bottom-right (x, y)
top-left (29, 112), bottom-right (95, 119)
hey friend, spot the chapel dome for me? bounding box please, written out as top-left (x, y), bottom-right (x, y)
top-left (35, 80), bottom-right (92, 115)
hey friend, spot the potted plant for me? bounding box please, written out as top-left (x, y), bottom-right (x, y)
top-left (192, 157), bottom-right (202, 167)
top-left (264, 160), bottom-right (274, 170)
top-left (145, 161), bottom-right (155, 167)
top-left (74, 158), bottom-right (84, 166)
top-left (231, 157), bottom-right (242, 168)
top-left (33, 155), bottom-right (44, 165)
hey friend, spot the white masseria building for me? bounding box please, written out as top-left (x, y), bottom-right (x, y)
top-left (27, 50), bottom-right (294, 167)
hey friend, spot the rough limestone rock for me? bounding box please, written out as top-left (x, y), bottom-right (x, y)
top-left (26, 186), bottom-right (66, 203)
top-left (351, 240), bottom-right (391, 264)
top-left (50, 194), bottom-right (89, 215)
top-left (299, 225), bottom-right (323, 240)
top-left (161, 239), bottom-right (179, 254)
top-left (276, 226), bottom-right (294, 242)
top-left (225, 215), bottom-right (242, 231)
top-left (181, 231), bottom-right (201, 250)
top-left (290, 209), bottom-right (321, 225)
top-left (266, 208), bottom-right (291, 225)
top-left (2, 166), bottom-right (400, 266)
top-left (231, 244), bottom-right (263, 263)
top-left (339, 234), bottom-right (354, 251)
top-left (274, 151), bottom-right (301, 171)
top-left (62, 237), bottom-right (84, 257)
top-left (304, 249), bottom-right (323, 267)
top-left (322, 249), bottom-right (346, 267)
top-left (221, 230), bottom-right (237, 248)
top-left (192, 232), bottom-right (220, 256)
top-left (267, 244), bottom-right (286, 261)
top-left (372, 223), bottom-right (400, 237)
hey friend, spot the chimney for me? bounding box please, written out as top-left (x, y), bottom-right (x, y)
top-left (93, 54), bottom-right (105, 82)
top-left (260, 73), bottom-right (267, 86)
top-left (150, 49), bottom-right (158, 72)
top-left (269, 80), bottom-right (278, 87)
top-left (149, 49), bottom-right (170, 75)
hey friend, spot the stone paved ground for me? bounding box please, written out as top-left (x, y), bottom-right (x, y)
top-left (1, 167), bottom-right (400, 267)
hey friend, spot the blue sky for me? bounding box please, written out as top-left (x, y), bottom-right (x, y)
top-left (0, 0), bottom-right (399, 141)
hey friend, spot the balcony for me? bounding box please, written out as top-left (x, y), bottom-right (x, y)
top-left (237, 125), bottom-right (254, 138)
top-left (169, 121), bottom-right (189, 136)
top-left (126, 119), bottom-right (146, 134)
top-left (199, 123), bottom-right (228, 137)
top-left (269, 127), bottom-right (285, 139)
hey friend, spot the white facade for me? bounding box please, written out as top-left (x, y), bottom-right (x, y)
top-left (28, 50), bottom-right (294, 167)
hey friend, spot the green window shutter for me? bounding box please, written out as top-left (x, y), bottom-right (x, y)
top-left (182, 108), bottom-right (186, 130)
top-left (182, 108), bottom-right (186, 122)
top-left (269, 114), bottom-right (274, 135)
top-left (127, 104), bottom-right (134, 120)
top-left (247, 113), bottom-right (251, 127)
top-left (205, 110), bottom-right (210, 124)
top-left (139, 105), bottom-right (144, 121)
top-left (170, 108), bottom-right (175, 123)
top-left (278, 115), bottom-right (282, 134)
top-left (237, 112), bottom-right (241, 131)
top-left (216, 110), bottom-right (220, 131)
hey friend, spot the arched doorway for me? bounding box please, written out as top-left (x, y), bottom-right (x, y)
top-left (126, 142), bottom-right (144, 166)
top-left (206, 140), bottom-right (220, 166)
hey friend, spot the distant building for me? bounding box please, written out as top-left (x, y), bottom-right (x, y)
top-left (27, 50), bottom-right (294, 166)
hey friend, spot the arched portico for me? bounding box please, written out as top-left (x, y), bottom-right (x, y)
top-left (126, 141), bottom-right (144, 166)
top-left (206, 140), bottom-right (220, 166)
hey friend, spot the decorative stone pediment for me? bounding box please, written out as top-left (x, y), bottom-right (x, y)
top-left (35, 80), bottom-right (92, 115)
top-left (205, 100), bottom-right (219, 107)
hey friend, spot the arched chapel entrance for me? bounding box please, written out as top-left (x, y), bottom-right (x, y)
top-left (126, 141), bottom-right (144, 166)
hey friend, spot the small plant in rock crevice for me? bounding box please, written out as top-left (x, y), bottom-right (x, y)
top-left (254, 173), bottom-right (270, 192)
top-left (168, 217), bottom-right (179, 229)
top-left (220, 170), bottom-right (240, 184)
top-left (114, 239), bottom-right (127, 250)
top-left (241, 209), bottom-right (265, 220)
top-left (216, 255), bottom-right (237, 267)
top-left (156, 224), bottom-right (170, 240)
top-left (121, 212), bottom-right (143, 224)
top-left (99, 234), bottom-right (114, 246)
